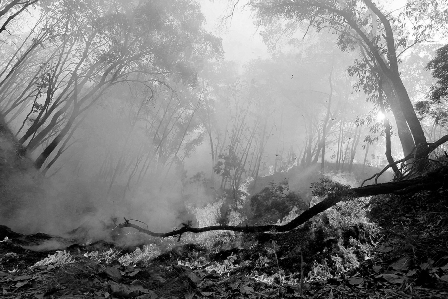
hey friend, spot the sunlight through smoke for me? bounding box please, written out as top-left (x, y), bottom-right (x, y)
top-left (376, 111), bottom-right (385, 122)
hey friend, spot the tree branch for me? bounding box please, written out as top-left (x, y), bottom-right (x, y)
top-left (0, 0), bottom-right (38, 34)
top-left (281, 0), bottom-right (393, 77)
top-left (362, 134), bottom-right (448, 186)
top-left (362, 0), bottom-right (398, 73)
top-left (118, 161), bottom-right (448, 239)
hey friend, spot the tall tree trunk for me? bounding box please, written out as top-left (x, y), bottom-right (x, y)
top-left (383, 117), bottom-right (400, 177)
top-left (378, 78), bottom-right (401, 176)
top-left (312, 129), bottom-right (321, 164)
top-left (321, 54), bottom-right (334, 172)
top-left (252, 121), bottom-right (268, 192)
top-left (348, 126), bottom-right (361, 172)
top-left (35, 74), bottom-right (80, 169)
top-left (364, 0), bottom-right (427, 150)
top-left (356, 0), bottom-right (427, 158)
top-left (35, 126), bottom-right (67, 169)
top-left (382, 79), bottom-right (414, 157)
top-left (362, 142), bottom-right (370, 173)
top-left (390, 75), bottom-right (428, 156)
top-left (336, 119), bottom-right (344, 170)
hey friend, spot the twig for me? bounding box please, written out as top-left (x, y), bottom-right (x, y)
top-left (361, 149), bottom-right (415, 186)
top-left (362, 135), bottom-right (448, 186)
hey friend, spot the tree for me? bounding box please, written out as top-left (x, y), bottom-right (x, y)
top-left (412, 43), bottom-right (448, 154)
top-left (76, 79), bottom-right (207, 200)
top-left (0, 0), bottom-right (39, 34)
top-left (250, 0), bottom-right (448, 159)
top-left (427, 44), bottom-right (448, 104)
top-left (0, 0), bottom-right (47, 150)
top-left (1, 0), bottom-right (222, 170)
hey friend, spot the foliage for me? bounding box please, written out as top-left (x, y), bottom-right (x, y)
top-left (251, 0), bottom-right (448, 66)
top-left (189, 199), bottom-right (243, 249)
top-left (190, 200), bottom-right (223, 228)
top-left (0, 0), bottom-right (40, 35)
top-left (413, 43), bottom-right (448, 141)
top-left (302, 201), bottom-right (377, 278)
top-left (310, 176), bottom-right (351, 198)
top-left (249, 181), bottom-right (307, 225)
top-left (83, 248), bottom-right (121, 264)
top-left (368, 167), bottom-right (448, 263)
top-left (286, 176), bottom-right (376, 281)
top-left (204, 253), bottom-right (241, 275)
top-left (3, 175), bottom-right (448, 298)
top-left (118, 244), bottom-right (161, 266)
top-left (306, 260), bottom-right (333, 282)
top-left (0, 0), bottom-right (223, 171)
top-left (427, 44), bottom-right (448, 103)
top-left (415, 99), bottom-right (448, 127)
top-left (250, 0), bottom-right (448, 157)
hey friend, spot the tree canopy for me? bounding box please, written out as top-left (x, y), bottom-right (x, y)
top-left (249, 0), bottom-right (448, 158)
top-left (427, 43), bottom-right (448, 103)
top-left (0, 0), bottom-right (222, 170)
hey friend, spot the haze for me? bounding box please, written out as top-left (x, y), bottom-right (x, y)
top-left (0, 0), bottom-right (445, 240)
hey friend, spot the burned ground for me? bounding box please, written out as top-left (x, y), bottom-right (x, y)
top-left (1, 182), bottom-right (448, 298)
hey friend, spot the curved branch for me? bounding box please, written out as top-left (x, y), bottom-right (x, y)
top-left (428, 135), bottom-right (448, 152)
top-left (310, 1), bottom-right (391, 75)
top-left (118, 161), bottom-right (448, 239)
top-left (117, 190), bottom-right (347, 238)
top-left (362, 0), bottom-right (398, 73)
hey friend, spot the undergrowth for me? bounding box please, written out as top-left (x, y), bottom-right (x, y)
top-left (30, 176), bottom-right (380, 286)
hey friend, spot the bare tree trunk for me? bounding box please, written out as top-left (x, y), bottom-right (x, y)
top-left (34, 73), bottom-right (81, 169)
top-left (251, 121), bottom-right (268, 192)
top-left (362, 142), bottom-right (370, 173)
top-left (348, 126), bottom-right (361, 172)
top-left (382, 79), bottom-right (415, 157)
top-left (336, 119), bottom-right (344, 170)
top-left (390, 76), bottom-right (427, 155)
top-left (363, 0), bottom-right (427, 153)
top-left (42, 120), bottom-right (81, 174)
top-left (321, 55), bottom-right (334, 172)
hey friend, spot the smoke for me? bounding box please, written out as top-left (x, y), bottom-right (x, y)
top-left (0, 102), bottom-right (213, 243)
top-left (0, 159), bottom-right (207, 243)
top-left (22, 239), bottom-right (69, 252)
top-left (0, 88), bottom-right (219, 247)
top-left (0, 2), bottom-right (401, 245)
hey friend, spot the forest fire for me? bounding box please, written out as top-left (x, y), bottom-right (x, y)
top-left (1, 0), bottom-right (448, 298)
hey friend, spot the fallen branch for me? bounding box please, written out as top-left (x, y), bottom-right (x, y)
top-left (427, 135), bottom-right (448, 152)
top-left (117, 168), bottom-right (446, 238)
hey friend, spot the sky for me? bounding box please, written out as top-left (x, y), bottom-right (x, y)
top-left (198, 0), bottom-right (269, 68)
top-left (197, 0), bottom-right (408, 68)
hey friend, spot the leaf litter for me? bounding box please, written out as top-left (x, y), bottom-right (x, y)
top-left (1, 186), bottom-right (448, 299)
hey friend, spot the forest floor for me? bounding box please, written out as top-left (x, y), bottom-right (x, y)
top-left (1, 185), bottom-right (448, 299)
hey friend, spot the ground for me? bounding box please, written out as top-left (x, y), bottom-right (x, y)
top-left (1, 181), bottom-right (448, 299)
